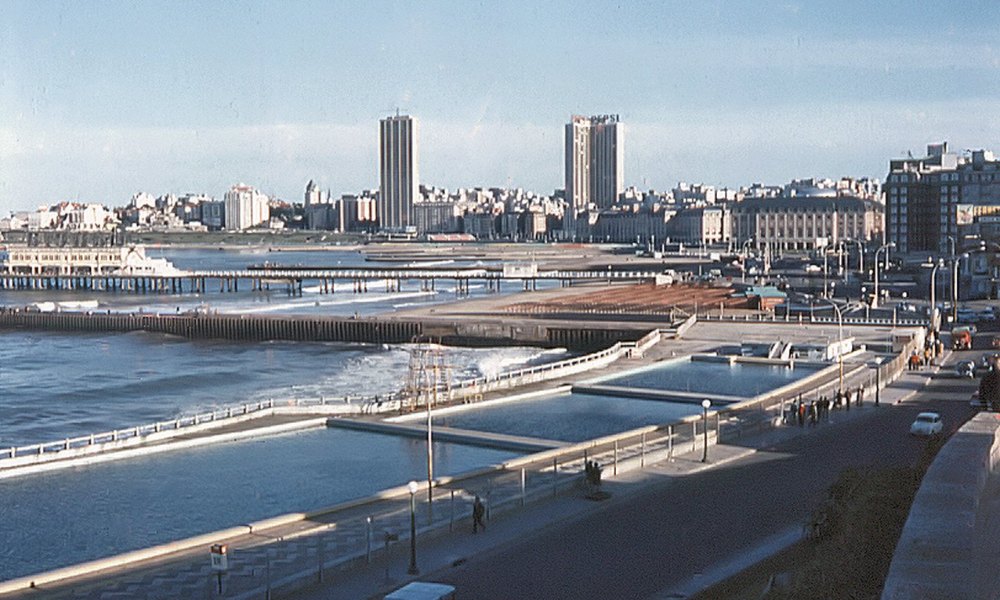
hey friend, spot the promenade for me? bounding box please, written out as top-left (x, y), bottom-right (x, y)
top-left (0, 334), bottom-right (941, 600)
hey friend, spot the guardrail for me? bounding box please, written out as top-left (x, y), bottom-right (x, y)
top-left (697, 313), bottom-right (927, 327)
top-left (1, 400), bottom-right (276, 462)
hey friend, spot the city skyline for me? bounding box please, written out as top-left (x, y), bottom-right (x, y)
top-left (2, 1), bottom-right (999, 215)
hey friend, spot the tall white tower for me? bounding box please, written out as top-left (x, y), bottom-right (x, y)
top-left (379, 114), bottom-right (419, 230)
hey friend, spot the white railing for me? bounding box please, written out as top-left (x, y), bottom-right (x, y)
top-left (697, 313), bottom-right (926, 327)
top-left (1, 400), bottom-right (278, 461)
top-left (0, 334), bottom-right (659, 469)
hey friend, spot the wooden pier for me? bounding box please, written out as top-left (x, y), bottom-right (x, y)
top-left (0, 267), bottom-right (662, 297)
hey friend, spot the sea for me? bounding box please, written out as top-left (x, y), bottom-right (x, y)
top-left (0, 246), bottom-right (567, 580)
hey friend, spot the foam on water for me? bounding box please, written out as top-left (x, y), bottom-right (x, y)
top-left (0, 331), bottom-right (574, 447)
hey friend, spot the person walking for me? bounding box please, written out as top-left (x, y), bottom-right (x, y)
top-left (472, 495), bottom-right (486, 533)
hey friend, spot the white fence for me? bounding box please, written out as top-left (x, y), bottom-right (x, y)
top-left (0, 332), bottom-right (661, 471)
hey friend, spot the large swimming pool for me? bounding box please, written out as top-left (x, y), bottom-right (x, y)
top-left (0, 428), bottom-right (516, 581)
top-left (592, 358), bottom-right (824, 397)
top-left (436, 391), bottom-right (702, 442)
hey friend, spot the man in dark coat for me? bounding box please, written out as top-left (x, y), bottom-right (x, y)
top-left (979, 356), bottom-right (1000, 411)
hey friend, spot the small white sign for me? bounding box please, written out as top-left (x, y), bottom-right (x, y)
top-left (210, 544), bottom-right (228, 571)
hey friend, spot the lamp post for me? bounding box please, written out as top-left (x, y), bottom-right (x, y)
top-left (407, 480), bottom-right (419, 575)
top-left (873, 242), bottom-right (895, 309)
top-left (951, 253), bottom-right (969, 323)
top-left (701, 399), bottom-right (711, 462)
top-left (741, 238), bottom-right (754, 283)
top-left (926, 258), bottom-right (943, 331)
top-left (844, 239), bottom-right (864, 283)
top-left (947, 235), bottom-right (956, 258)
top-left (821, 297), bottom-right (845, 392)
top-left (873, 357), bottom-right (884, 406)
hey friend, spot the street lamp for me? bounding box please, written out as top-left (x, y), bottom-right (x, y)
top-left (407, 480), bottom-right (419, 575)
top-left (951, 253), bottom-right (969, 323)
top-left (844, 239), bottom-right (864, 283)
top-left (740, 238), bottom-right (754, 283)
top-left (701, 399), bottom-right (711, 462)
top-left (873, 356), bottom-right (884, 406)
top-left (873, 242), bottom-right (896, 309)
top-left (924, 258), bottom-right (944, 331)
top-left (821, 297), bottom-right (845, 392)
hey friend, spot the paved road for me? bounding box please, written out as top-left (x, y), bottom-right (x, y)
top-left (427, 353), bottom-right (978, 600)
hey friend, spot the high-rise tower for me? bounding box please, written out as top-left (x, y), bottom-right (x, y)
top-left (379, 114), bottom-right (419, 230)
top-left (565, 114), bottom-right (623, 211)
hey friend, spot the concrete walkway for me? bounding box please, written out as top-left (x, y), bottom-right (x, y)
top-left (0, 355), bottom-right (940, 600)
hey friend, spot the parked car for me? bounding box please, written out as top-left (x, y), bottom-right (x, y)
top-left (957, 310), bottom-right (979, 323)
top-left (957, 360), bottom-right (977, 378)
top-left (910, 412), bottom-right (943, 437)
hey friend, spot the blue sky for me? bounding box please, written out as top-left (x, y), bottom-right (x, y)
top-left (1, 1), bottom-right (999, 214)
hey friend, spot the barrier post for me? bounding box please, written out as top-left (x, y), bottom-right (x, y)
top-left (520, 468), bottom-right (526, 506)
top-left (640, 432), bottom-right (646, 467)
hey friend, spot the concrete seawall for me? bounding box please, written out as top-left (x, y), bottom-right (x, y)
top-left (882, 412), bottom-right (1000, 599)
top-left (0, 309), bottom-right (651, 350)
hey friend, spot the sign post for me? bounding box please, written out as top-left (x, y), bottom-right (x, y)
top-left (210, 544), bottom-right (228, 595)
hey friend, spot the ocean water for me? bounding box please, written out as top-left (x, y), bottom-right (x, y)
top-left (0, 246), bottom-right (619, 583)
top-left (0, 330), bottom-right (570, 448)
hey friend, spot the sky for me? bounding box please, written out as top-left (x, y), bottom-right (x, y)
top-left (1, 0), bottom-right (999, 215)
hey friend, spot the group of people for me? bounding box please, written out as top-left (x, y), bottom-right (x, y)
top-left (785, 386), bottom-right (865, 427)
top-left (908, 337), bottom-right (944, 371)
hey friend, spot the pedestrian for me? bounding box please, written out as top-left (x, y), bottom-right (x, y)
top-left (856, 385), bottom-right (864, 407)
top-left (808, 401), bottom-right (817, 427)
top-left (924, 347), bottom-right (933, 367)
top-left (472, 495), bottom-right (486, 533)
top-left (844, 388), bottom-right (851, 412)
top-left (980, 356), bottom-right (1000, 412)
top-left (798, 401), bottom-right (805, 427)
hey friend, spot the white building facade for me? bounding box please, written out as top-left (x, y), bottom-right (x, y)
top-left (223, 184), bottom-right (269, 230)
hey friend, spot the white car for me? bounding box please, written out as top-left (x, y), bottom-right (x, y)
top-left (910, 412), bottom-right (943, 437)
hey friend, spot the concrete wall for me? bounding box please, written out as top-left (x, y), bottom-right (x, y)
top-left (882, 412), bottom-right (1000, 600)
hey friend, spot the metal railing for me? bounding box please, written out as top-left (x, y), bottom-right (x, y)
top-left (0, 336), bottom-right (648, 469)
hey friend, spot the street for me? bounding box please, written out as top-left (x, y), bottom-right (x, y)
top-left (429, 351), bottom-right (979, 600)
